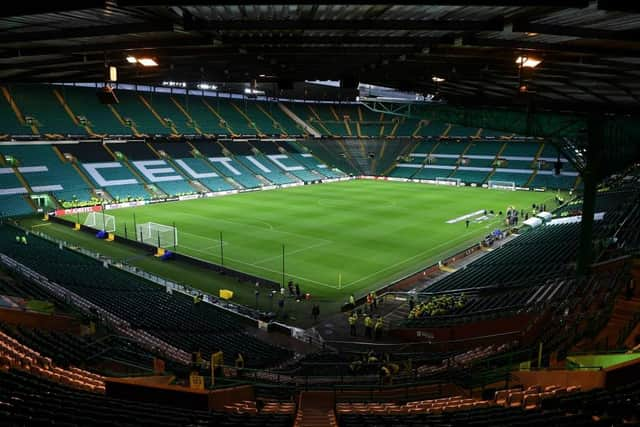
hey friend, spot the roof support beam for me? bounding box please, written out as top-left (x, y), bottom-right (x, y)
top-left (1, 23), bottom-right (176, 44)
top-left (512, 20), bottom-right (640, 41)
top-left (121, 0), bottom-right (589, 6)
top-left (183, 16), bottom-right (505, 32)
top-left (0, 1), bottom-right (107, 18)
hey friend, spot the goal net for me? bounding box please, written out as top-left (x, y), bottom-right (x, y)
top-left (436, 177), bottom-right (461, 186)
top-left (136, 222), bottom-right (178, 248)
top-left (84, 212), bottom-right (116, 232)
top-left (488, 180), bottom-right (516, 191)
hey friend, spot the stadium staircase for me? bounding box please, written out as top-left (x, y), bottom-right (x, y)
top-left (340, 139), bottom-right (372, 174)
top-left (201, 98), bottom-right (237, 136)
top-left (185, 141), bottom-right (244, 190)
top-left (169, 96), bottom-right (202, 134)
top-left (1, 86), bottom-right (35, 135)
top-left (278, 103), bottom-right (321, 137)
top-left (254, 103), bottom-right (285, 135)
top-left (10, 85), bottom-right (86, 136)
top-left (52, 145), bottom-right (107, 201)
top-left (294, 391), bottom-right (336, 427)
top-left (231, 101), bottom-right (264, 136)
top-left (138, 94), bottom-right (178, 136)
top-left (145, 142), bottom-right (202, 194)
top-left (51, 88), bottom-right (89, 134)
top-left (381, 139), bottom-right (422, 176)
top-left (108, 147), bottom-right (164, 199)
top-left (586, 287), bottom-right (640, 351)
top-left (108, 104), bottom-right (141, 137)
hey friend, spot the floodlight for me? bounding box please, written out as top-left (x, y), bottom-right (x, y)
top-left (516, 56), bottom-right (542, 68)
top-left (138, 58), bottom-right (158, 67)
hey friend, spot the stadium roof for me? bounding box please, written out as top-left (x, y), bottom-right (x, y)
top-left (2, 2), bottom-right (640, 112)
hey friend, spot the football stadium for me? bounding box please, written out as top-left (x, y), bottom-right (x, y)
top-left (0, 3), bottom-right (640, 426)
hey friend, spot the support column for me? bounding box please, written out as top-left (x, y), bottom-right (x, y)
top-left (576, 116), bottom-right (603, 276)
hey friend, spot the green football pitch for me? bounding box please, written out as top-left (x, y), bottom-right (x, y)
top-left (63, 180), bottom-right (556, 300)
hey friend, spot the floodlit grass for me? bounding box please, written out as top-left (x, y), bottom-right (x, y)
top-left (63, 180), bottom-right (556, 300)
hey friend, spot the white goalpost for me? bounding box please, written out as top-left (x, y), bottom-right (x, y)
top-left (488, 180), bottom-right (516, 191)
top-left (84, 211), bottom-right (116, 232)
top-left (136, 222), bottom-right (178, 248)
top-left (435, 177), bottom-right (461, 186)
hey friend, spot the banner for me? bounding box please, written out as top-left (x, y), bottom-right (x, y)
top-left (54, 205), bottom-right (102, 217)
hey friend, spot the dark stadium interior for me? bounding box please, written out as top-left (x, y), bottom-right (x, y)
top-left (1, 2), bottom-right (640, 427)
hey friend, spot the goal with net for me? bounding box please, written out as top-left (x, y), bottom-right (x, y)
top-left (136, 222), bottom-right (178, 248)
top-left (84, 211), bottom-right (116, 232)
top-left (435, 177), bottom-right (461, 186)
top-left (488, 180), bottom-right (516, 191)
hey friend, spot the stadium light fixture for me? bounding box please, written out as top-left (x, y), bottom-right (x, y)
top-left (126, 56), bottom-right (137, 64)
top-left (432, 76), bottom-right (445, 83)
top-left (244, 88), bottom-right (264, 95)
top-left (138, 58), bottom-right (158, 67)
top-left (197, 83), bottom-right (217, 90)
top-left (162, 81), bottom-right (186, 88)
top-left (516, 56), bottom-right (542, 68)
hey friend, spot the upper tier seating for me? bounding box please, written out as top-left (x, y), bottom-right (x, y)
top-left (141, 92), bottom-right (193, 134)
top-left (57, 86), bottom-right (131, 135)
top-left (114, 91), bottom-right (169, 135)
top-left (389, 140), bottom-right (576, 189)
top-left (0, 88), bottom-right (30, 136)
top-left (9, 85), bottom-right (85, 136)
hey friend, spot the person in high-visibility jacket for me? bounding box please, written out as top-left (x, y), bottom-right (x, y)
top-left (348, 312), bottom-right (358, 336)
top-left (374, 317), bottom-right (384, 341)
top-left (235, 352), bottom-right (245, 377)
top-left (349, 294), bottom-right (356, 307)
top-left (380, 365), bottom-right (392, 385)
top-left (364, 315), bottom-right (373, 339)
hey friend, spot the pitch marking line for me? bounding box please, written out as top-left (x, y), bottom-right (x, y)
top-left (31, 223), bottom-right (52, 228)
top-left (179, 230), bottom-right (229, 246)
top-left (175, 211), bottom-right (332, 244)
top-left (338, 215), bottom-right (505, 290)
top-left (446, 209), bottom-right (486, 224)
top-left (253, 239), bottom-right (333, 266)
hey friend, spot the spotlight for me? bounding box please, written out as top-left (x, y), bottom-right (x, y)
top-left (432, 76), bottom-right (445, 83)
top-left (516, 56), bottom-right (542, 68)
top-left (137, 58), bottom-right (158, 67)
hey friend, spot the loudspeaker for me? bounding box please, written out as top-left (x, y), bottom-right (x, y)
top-left (96, 86), bottom-right (119, 104)
top-left (554, 160), bottom-right (562, 175)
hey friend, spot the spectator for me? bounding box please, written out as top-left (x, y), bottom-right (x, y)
top-left (364, 315), bottom-right (373, 339)
top-left (348, 312), bottom-right (357, 336)
top-left (311, 304), bottom-right (320, 321)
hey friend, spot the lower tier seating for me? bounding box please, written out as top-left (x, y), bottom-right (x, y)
top-left (0, 369), bottom-right (293, 427)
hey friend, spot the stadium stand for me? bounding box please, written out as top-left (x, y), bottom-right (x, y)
top-left (0, 225), bottom-right (292, 368)
top-left (0, 368), bottom-right (294, 427)
top-left (0, 145), bottom-right (94, 205)
top-left (0, 329), bottom-right (105, 393)
top-left (388, 139), bottom-right (578, 190)
top-left (7, 85), bottom-right (85, 136)
top-left (141, 92), bottom-right (194, 135)
top-left (112, 90), bottom-right (170, 136)
top-left (0, 87), bottom-right (31, 136)
top-left (56, 86), bottom-right (131, 136)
